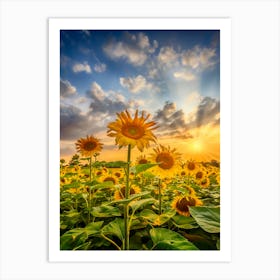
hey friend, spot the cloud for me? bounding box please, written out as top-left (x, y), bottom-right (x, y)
top-left (94, 63), bottom-right (106, 73)
top-left (153, 97), bottom-right (220, 138)
top-left (120, 75), bottom-right (156, 94)
top-left (87, 82), bottom-right (132, 115)
top-left (181, 45), bottom-right (217, 70)
top-left (72, 62), bottom-right (92, 73)
top-left (60, 79), bottom-right (77, 98)
top-left (173, 71), bottom-right (196, 81)
top-left (157, 46), bottom-right (179, 66)
top-left (103, 31), bottom-right (158, 66)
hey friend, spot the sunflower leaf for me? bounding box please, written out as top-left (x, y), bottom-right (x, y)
top-left (110, 191), bottom-right (150, 205)
top-left (171, 215), bottom-right (199, 230)
top-left (189, 206), bottom-right (220, 233)
top-left (101, 218), bottom-right (125, 242)
top-left (150, 228), bottom-right (198, 250)
top-left (91, 205), bottom-right (122, 218)
top-left (129, 198), bottom-right (157, 212)
top-left (140, 209), bottom-right (176, 226)
top-left (132, 163), bottom-right (159, 175)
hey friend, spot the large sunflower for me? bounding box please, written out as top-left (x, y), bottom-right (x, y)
top-left (114, 185), bottom-right (141, 200)
top-left (150, 145), bottom-right (181, 177)
top-left (107, 110), bottom-right (158, 152)
top-left (75, 135), bottom-right (103, 157)
top-left (171, 195), bottom-right (203, 216)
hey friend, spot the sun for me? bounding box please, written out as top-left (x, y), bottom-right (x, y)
top-left (191, 139), bottom-right (204, 152)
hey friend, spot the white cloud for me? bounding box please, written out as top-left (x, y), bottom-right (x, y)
top-left (157, 46), bottom-right (179, 65)
top-left (173, 71), bottom-right (196, 81)
top-left (103, 32), bottom-right (158, 66)
top-left (60, 79), bottom-right (77, 98)
top-left (72, 62), bottom-right (92, 73)
top-left (181, 46), bottom-right (216, 70)
top-left (120, 75), bottom-right (157, 94)
top-left (90, 82), bottom-right (106, 101)
top-left (93, 63), bottom-right (106, 73)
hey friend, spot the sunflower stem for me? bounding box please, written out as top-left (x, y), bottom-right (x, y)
top-left (88, 156), bottom-right (92, 223)
top-left (158, 179), bottom-right (162, 215)
top-left (124, 144), bottom-right (131, 250)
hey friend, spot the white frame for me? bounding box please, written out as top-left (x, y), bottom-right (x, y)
top-left (49, 18), bottom-right (231, 262)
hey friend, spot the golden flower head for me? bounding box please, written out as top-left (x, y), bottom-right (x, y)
top-left (114, 185), bottom-right (141, 200)
top-left (99, 174), bottom-right (119, 185)
top-left (75, 135), bottom-right (103, 157)
top-left (136, 154), bottom-right (150, 165)
top-left (107, 110), bottom-right (158, 152)
top-left (150, 145), bottom-right (181, 177)
top-left (171, 195), bottom-right (203, 216)
top-left (199, 177), bottom-right (210, 188)
top-left (185, 160), bottom-right (199, 174)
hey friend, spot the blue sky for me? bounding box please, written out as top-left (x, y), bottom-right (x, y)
top-left (60, 30), bottom-right (220, 161)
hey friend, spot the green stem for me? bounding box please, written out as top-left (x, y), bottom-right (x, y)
top-left (88, 156), bottom-right (92, 224)
top-left (101, 234), bottom-right (121, 250)
top-left (124, 144), bottom-right (131, 250)
top-left (158, 179), bottom-right (162, 215)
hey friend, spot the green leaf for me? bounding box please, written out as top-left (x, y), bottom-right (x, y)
top-left (171, 215), bottom-right (199, 230)
top-left (129, 198), bottom-right (157, 212)
top-left (150, 228), bottom-right (198, 250)
top-left (110, 191), bottom-right (150, 205)
top-left (89, 181), bottom-right (114, 190)
top-left (189, 206), bottom-right (220, 233)
top-left (91, 205), bottom-right (122, 218)
top-left (132, 163), bottom-right (159, 175)
top-left (85, 221), bottom-right (104, 235)
top-left (101, 218), bottom-right (125, 242)
top-left (140, 209), bottom-right (176, 226)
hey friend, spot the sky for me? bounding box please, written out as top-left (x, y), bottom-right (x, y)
top-left (60, 30), bottom-right (220, 162)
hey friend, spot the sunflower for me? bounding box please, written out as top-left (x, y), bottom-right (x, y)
top-left (99, 174), bottom-right (119, 185)
top-left (185, 160), bottom-right (200, 174)
top-left (75, 135), bottom-right (103, 157)
top-left (195, 170), bottom-right (205, 180)
top-left (199, 177), bottom-right (210, 188)
top-left (136, 154), bottom-right (150, 165)
top-left (114, 185), bottom-right (141, 200)
top-left (171, 195), bottom-right (203, 216)
top-left (150, 145), bottom-right (181, 177)
top-left (107, 110), bottom-right (158, 152)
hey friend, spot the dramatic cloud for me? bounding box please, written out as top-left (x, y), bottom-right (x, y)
top-left (87, 82), bottom-right (140, 116)
top-left (72, 62), bottom-right (92, 73)
top-left (154, 97), bottom-right (220, 138)
top-left (103, 32), bottom-right (158, 66)
top-left (181, 46), bottom-right (217, 70)
top-left (94, 63), bottom-right (106, 73)
top-left (120, 75), bottom-right (156, 94)
top-left (60, 79), bottom-right (77, 98)
top-left (173, 71), bottom-right (196, 81)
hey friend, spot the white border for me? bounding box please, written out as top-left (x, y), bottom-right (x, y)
top-left (49, 18), bottom-right (231, 262)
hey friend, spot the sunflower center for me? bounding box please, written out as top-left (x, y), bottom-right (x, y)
top-left (187, 162), bottom-right (195, 170)
top-left (196, 171), bottom-right (203, 179)
top-left (122, 124), bottom-right (145, 139)
top-left (115, 172), bottom-right (121, 178)
top-left (138, 159), bottom-right (148, 164)
top-left (83, 141), bottom-right (97, 151)
top-left (156, 152), bottom-right (175, 170)
top-left (176, 197), bottom-right (196, 212)
top-left (181, 171), bottom-right (186, 176)
top-left (103, 177), bottom-right (116, 184)
top-left (96, 171), bottom-right (102, 176)
top-left (120, 186), bottom-right (136, 196)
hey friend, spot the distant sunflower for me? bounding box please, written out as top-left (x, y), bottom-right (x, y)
top-left (150, 145), bottom-right (181, 177)
top-left (195, 170), bottom-right (205, 180)
top-left (171, 195), bottom-right (203, 216)
top-left (136, 154), bottom-right (149, 165)
top-left (199, 177), bottom-right (210, 188)
top-left (100, 174), bottom-right (119, 185)
top-left (114, 185), bottom-right (141, 200)
top-left (185, 160), bottom-right (199, 174)
top-left (107, 110), bottom-right (158, 152)
top-left (75, 135), bottom-right (103, 157)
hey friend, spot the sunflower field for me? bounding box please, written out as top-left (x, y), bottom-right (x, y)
top-left (60, 110), bottom-right (220, 251)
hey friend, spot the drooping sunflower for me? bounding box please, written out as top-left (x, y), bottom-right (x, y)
top-left (171, 195), bottom-right (203, 216)
top-left (75, 135), bottom-right (103, 157)
top-left (150, 145), bottom-right (181, 177)
top-left (136, 154), bottom-right (150, 165)
top-left (107, 110), bottom-right (158, 152)
top-left (114, 185), bottom-right (141, 200)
